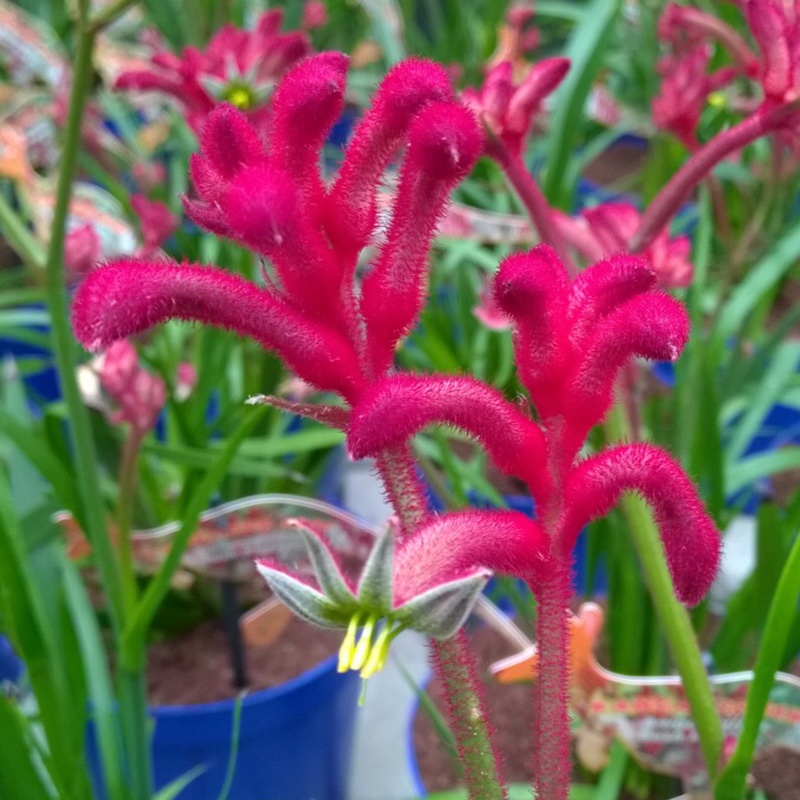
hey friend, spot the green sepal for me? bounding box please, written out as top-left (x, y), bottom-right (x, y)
top-left (395, 569), bottom-right (491, 638)
top-left (255, 562), bottom-right (347, 629)
top-left (356, 526), bottom-right (394, 610)
top-left (294, 522), bottom-right (357, 607)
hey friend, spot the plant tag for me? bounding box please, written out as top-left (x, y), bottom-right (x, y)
top-left (490, 603), bottom-right (800, 791)
top-left (241, 597), bottom-right (294, 648)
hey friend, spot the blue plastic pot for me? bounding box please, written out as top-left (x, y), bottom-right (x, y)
top-left (0, 303), bottom-right (60, 409)
top-left (148, 656), bottom-right (361, 800)
top-left (0, 635), bottom-right (23, 685)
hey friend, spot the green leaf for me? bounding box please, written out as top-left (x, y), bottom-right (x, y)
top-left (542, 0), bottom-right (622, 208)
top-left (725, 342), bottom-right (800, 465)
top-left (152, 766), bottom-right (207, 800)
top-left (61, 562), bottom-right (127, 800)
top-left (726, 447), bottom-right (800, 498)
top-left (0, 699), bottom-right (55, 800)
top-left (713, 223), bottom-right (800, 353)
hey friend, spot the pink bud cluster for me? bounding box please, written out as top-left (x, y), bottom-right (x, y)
top-left (98, 340), bottom-right (167, 435)
top-left (462, 57), bottom-right (569, 156)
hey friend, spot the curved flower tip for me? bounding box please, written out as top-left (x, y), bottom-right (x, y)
top-left (404, 101), bottom-right (484, 182)
top-left (269, 52), bottom-right (349, 175)
top-left (563, 443), bottom-right (721, 606)
top-left (346, 373), bottom-right (551, 502)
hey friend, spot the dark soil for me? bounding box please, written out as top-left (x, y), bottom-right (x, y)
top-left (413, 625), bottom-right (535, 793)
top-left (147, 616), bottom-right (341, 706)
top-left (751, 746), bottom-right (800, 800)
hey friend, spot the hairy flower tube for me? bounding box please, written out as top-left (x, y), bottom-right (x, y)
top-left (257, 510), bottom-right (548, 677)
top-left (114, 9), bottom-right (311, 134)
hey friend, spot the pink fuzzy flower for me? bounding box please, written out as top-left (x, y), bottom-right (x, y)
top-left (131, 194), bottom-right (177, 254)
top-left (74, 56), bottom-right (482, 402)
top-left (653, 45), bottom-right (738, 148)
top-left (98, 340), bottom-right (167, 435)
top-left (64, 223), bottom-right (102, 279)
top-left (554, 202), bottom-right (693, 288)
top-left (462, 57), bottom-right (569, 156)
top-left (114, 10), bottom-right (311, 134)
top-left (345, 246), bottom-right (719, 606)
top-left (746, 0), bottom-right (800, 106)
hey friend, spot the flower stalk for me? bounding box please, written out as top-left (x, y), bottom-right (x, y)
top-left (604, 402), bottom-right (723, 778)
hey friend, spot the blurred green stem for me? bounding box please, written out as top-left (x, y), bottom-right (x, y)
top-left (46, 4), bottom-right (153, 798)
top-left (45, 0), bottom-right (124, 629)
top-left (604, 401), bottom-right (723, 780)
top-left (118, 432), bottom-right (144, 614)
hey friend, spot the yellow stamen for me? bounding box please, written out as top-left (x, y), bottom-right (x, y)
top-left (707, 91), bottom-right (726, 109)
top-left (360, 621), bottom-right (397, 678)
top-left (350, 613), bottom-right (378, 671)
top-left (338, 613), bottom-right (361, 673)
top-left (227, 86), bottom-right (253, 110)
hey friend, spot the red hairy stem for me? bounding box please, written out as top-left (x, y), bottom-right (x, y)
top-left (529, 565), bottom-right (572, 800)
top-left (429, 633), bottom-right (510, 800)
top-left (487, 141), bottom-right (576, 275)
top-left (374, 453), bottom-right (508, 799)
top-left (631, 101), bottom-right (800, 251)
top-left (374, 444), bottom-right (430, 541)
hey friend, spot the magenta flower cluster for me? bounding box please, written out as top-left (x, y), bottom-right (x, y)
top-left (72, 53), bottom-right (721, 799)
top-left (74, 49), bottom-right (720, 642)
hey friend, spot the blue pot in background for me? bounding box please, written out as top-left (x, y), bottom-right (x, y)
top-left (148, 657), bottom-right (361, 800)
top-left (0, 302), bottom-right (60, 410)
top-left (0, 635), bottom-right (23, 685)
top-left (652, 359), bottom-right (800, 513)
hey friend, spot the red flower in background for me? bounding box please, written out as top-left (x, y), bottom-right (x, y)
top-left (115, 9), bottom-right (311, 134)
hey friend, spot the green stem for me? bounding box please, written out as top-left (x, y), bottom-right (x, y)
top-left (605, 402), bottom-right (723, 780)
top-left (117, 664), bottom-right (152, 800)
top-left (47, 10), bottom-right (153, 800)
top-left (375, 452), bottom-right (507, 800)
top-left (117, 432), bottom-right (143, 614)
top-left (44, 5), bottom-right (125, 632)
top-left (488, 140), bottom-right (576, 275)
top-left (88, 0), bottom-right (141, 32)
top-left (714, 525), bottom-right (800, 800)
